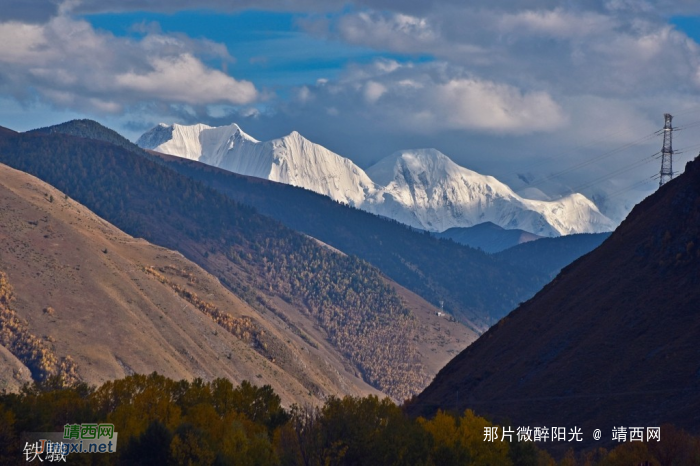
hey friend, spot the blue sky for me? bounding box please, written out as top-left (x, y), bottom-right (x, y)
top-left (85, 9), bottom-right (434, 98)
top-left (671, 16), bottom-right (700, 43)
top-left (88, 10), bottom-right (375, 88)
top-left (2, 1), bottom-right (700, 222)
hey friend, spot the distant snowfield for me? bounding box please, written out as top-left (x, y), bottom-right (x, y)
top-left (138, 123), bottom-right (615, 237)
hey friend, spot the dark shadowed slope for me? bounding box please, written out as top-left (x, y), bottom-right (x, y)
top-left (436, 222), bottom-right (543, 253)
top-left (29, 119), bottom-right (149, 156)
top-left (495, 232), bottom-right (611, 280)
top-left (410, 155), bottom-right (700, 448)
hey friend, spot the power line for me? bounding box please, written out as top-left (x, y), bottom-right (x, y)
top-left (673, 120), bottom-right (700, 131)
top-left (512, 113), bottom-right (700, 202)
top-left (605, 148), bottom-right (698, 200)
top-left (667, 106), bottom-right (700, 118)
top-left (561, 114), bottom-right (700, 196)
top-left (606, 175), bottom-right (658, 199)
top-left (523, 131), bottom-right (659, 189)
top-left (674, 142), bottom-right (700, 153)
top-left (513, 126), bottom-right (655, 179)
top-left (570, 153), bottom-right (659, 193)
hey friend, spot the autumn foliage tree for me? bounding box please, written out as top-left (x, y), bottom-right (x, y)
top-left (0, 374), bottom-right (698, 465)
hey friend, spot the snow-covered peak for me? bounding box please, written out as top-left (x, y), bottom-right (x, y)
top-left (369, 149), bottom-right (452, 187)
top-left (523, 193), bottom-right (614, 236)
top-left (364, 148), bottom-right (613, 236)
top-left (276, 130), bottom-right (309, 149)
top-left (257, 130), bottom-right (377, 206)
top-left (137, 123), bottom-right (211, 160)
top-left (229, 123), bottom-right (259, 143)
top-left (368, 148), bottom-right (501, 190)
top-left (138, 122), bottom-right (377, 206)
top-left (136, 123), bottom-right (174, 152)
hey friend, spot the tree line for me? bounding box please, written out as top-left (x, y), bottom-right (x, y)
top-left (1, 373), bottom-right (698, 465)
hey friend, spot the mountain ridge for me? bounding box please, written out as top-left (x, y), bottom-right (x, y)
top-left (365, 148), bottom-right (613, 236)
top-left (27, 119), bottom-right (556, 326)
top-left (137, 123), bottom-right (614, 237)
top-left (495, 231), bottom-right (611, 279)
top-left (436, 222), bottom-right (543, 253)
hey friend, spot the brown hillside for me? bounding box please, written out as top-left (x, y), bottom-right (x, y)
top-left (411, 155), bottom-right (700, 450)
top-left (0, 162), bottom-right (474, 403)
top-left (0, 162), bottom-right (368, 404)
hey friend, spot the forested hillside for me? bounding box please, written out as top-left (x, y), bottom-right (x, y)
top-left (29, 119), bottom-right (151, 157)
top-left (0, 272), bottom-right (78, 386)
top-left (154, 153), bottom-right (545, 327)
top-left (0, 160), bottom-right (405, 405)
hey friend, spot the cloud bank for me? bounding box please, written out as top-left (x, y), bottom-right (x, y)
top-left (0, 14), bottom-right (257, 114)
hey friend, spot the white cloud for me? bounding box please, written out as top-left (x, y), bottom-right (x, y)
top-left (326, 10), bottom-right (485, 61)
top-left (497, 9), bottom-right (616, 39)
top-left (0, 14), bottom-right (257, 114)
top-left (428, 79), bottom-right (566, 133)
top-left (296, 86), bottom-right (312, 103)
top-left (364, 81), bottom-right (387, 103)
top-left (309, 5), bottom-right (700, 100)
top-left (0, 21), bottom-right (52, 64)
top-left (88, 98), bottom-right (123, 113)
top-left (338, 12), bottom-right (438, 52)
top-left (290, 60), bottom-right (566, 134)
top-left (115, 54), bottom-right (256, 105)
top-left (604, 0), bottom-right (655, 13)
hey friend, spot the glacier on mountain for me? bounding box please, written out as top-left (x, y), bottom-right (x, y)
top-left (137, 123), bottom-right (615, 237)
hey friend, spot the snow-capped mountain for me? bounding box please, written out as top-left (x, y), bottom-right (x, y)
top-left (137, 123), bottom-right (376, 206)
top-left (137, 123), bottom-right (615, 237)
top-left (364, 149), bottom-right (614, 236)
